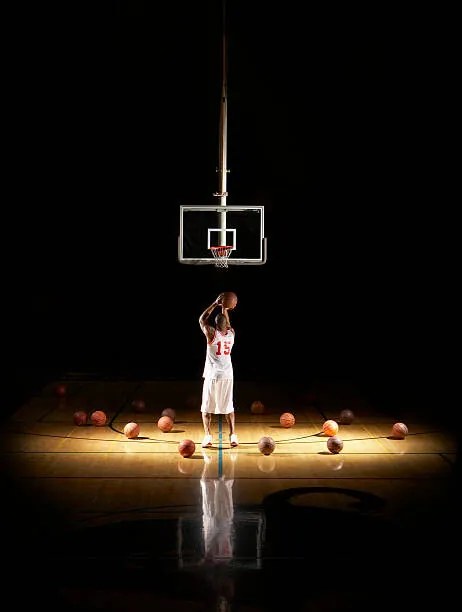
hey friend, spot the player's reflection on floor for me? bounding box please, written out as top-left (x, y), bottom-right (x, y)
top-left (200, 449), bottom-right (238, 564)
top-left (199, 450), bottom-right (238, 611)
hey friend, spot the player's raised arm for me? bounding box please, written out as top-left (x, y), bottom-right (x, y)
top-left (199, 295), bottom-right (223, 334)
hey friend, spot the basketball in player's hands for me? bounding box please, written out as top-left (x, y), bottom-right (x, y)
top-left (221, 291), bottom-right (238, 310)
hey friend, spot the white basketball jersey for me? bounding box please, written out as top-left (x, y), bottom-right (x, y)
top-left (203, 328), bottom-right (235, 380)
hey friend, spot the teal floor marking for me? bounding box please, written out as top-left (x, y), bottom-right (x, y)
top-left (218, 414), bottom-right (223, 477)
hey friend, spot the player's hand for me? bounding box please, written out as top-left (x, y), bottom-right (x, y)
top-left (216, 293), bottom-right (224, 305)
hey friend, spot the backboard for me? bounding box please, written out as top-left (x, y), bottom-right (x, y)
top-left (178, 205), bottom-right (267, 265)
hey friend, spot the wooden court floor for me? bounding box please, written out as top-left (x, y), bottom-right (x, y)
top-left (0, 376), bottom-right (458, 611)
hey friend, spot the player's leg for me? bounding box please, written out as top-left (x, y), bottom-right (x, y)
top-left (221, 379), bottom-right (238, 447)
top-left (201, 378), bottom-right (215, 447)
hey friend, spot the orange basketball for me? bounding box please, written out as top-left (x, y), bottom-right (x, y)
top-left (279, 412), bottom-right (295, 428)
top-left (178, 439), bottom-right (196, 458)
top-left (73, 410), bottom-right (87, 426)
top-left (221, 291), bottom-right (238, 310)
top-left (157, 415), bottom-right (174, 432)
top-left (161, 407), bottom-right (176, 421)
top-left (339, 409), bottom-right (354, 425)
top-left (250, 400), bottom-right (265, 414)
top-left (90, 410), bottom-right (107, 426)
top-left (322, 419), bottom-right (339, 436)
top-left (124, 422), bottom-right (140, 439)
top-left (392, 422), bottom-right (408, 439)
top-left (55, 384), bottom-right (67, 397)
top-left (258, 436), bottom-right (275, 455)
top-left (327, 435), bottom-right (344, 454)
top-left (131, 398), bottom-right (146, 412)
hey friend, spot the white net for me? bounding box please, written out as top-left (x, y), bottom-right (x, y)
top-left (210, 246), bottom-right (232, 268)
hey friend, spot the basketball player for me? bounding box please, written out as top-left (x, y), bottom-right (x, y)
top-left (199, 293), bottom-right (238, 448)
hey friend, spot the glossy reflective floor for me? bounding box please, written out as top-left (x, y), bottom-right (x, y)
top-left (0, 377), bottom-right (458, 611)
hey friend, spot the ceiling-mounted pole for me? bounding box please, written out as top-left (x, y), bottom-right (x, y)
top-left (213, 0), bottom-right (228, 245)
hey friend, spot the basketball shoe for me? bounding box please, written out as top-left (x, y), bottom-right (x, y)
top-left (202, 434), bottom-right (213, 448)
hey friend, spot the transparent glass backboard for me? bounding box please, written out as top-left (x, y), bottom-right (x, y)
top-left (178, 205), bottom-right (266, 265)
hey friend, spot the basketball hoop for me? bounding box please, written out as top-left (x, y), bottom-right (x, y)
top-left (210, 246), bottom-right (233, 268)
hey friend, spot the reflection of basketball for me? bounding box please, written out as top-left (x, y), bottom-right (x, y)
top-left (178, 439), bottom-right (196, 458)
top-left (392, 422), bottom-right (408, 439)
top-left (178, 458), bottom-right (195, 474)
top-left (90, 410), bottom-right (107, 426)
top-left (161, 407), bottom-right (176, 421)
top-left (327, 436), bottom-right (344, 454)
top-left (339, 409), bottom-right (354, 425)
top-left (131, 399), bottom-right (146, 412)
top-left (279, 412), bottom-right (295, 428)
top-left (157, 415), bottom-right (174, 432)
top-left (73, 410), bottom-right (87, 426)
top-left (258, 436), bottom-right (275, 455)
top-left (221, 291), bottom-right (238, 310)
top-left (250, 400), bottom-right (265, 414)
top-left (257, 455), bottom-right (276, 472)
top-left (322, 419), bottom-right (339, 436)
top-left (124, 422), bottom-right (140, 439)
top-left (329, 457), bottom-right (344, 471)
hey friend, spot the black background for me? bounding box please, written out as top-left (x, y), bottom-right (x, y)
top-left (3, 1), bottom-right (452, 418)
